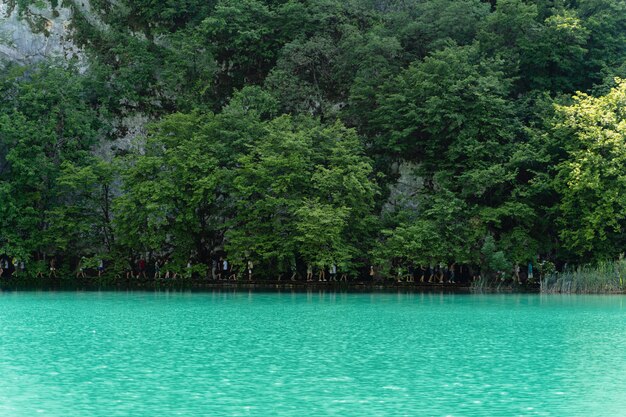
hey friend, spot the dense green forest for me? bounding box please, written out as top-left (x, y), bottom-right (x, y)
top-left (1, 0), bottom-right (626, 280)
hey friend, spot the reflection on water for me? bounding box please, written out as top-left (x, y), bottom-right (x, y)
top-left (0, 292), bottom-right (625, 416)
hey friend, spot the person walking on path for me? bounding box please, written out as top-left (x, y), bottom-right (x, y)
top-left (125, 258), bottom-right (135, 279)
top-left (247, 260), bottom-right (254, 281)
top-left (35, 261), bottom-right (45, 278)
top-left (49, 258), bottom-right (57, 278)
top-left (290, 260), bottom-right (298, 281)
top-left (449, 263), bottom-right (456, 284)
top-left (221, 258), bottom-right (229, 280)
top-left (164, 260), bottom-right (171, 280)
top-left (318, 265), bottom-right (326, 282)
top-left (76, 257), bottom-right (86, 278)
top-left (514, 264), bottom-right (521, 284)
top-left (154, 259), bottom-right (162, 280)
top-left (329, 264), bottom-right (337, 281)
top-left (186, 259), bottom-right (193, 279)
top-left (138, 258), bottom-right (147, 280)
top-left (97, 259), bottom-right (104, 277)
top-left (418, 265), bottom-right (425, 283)
top-left (11, 257), bottom-right (19, 278)
top-left (339, 267), bottom-right (348, 282)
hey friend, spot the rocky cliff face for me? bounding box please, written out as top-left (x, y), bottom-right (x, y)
top-left (0, 1), bottom-right (87, 69)
top-left (383, 161), bottom-right (424, 214)
top-left (1, 1), bottom-right (149, 159)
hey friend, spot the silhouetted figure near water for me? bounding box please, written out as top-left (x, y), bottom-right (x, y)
top-left (418, 265), bottom-right (426, 283)
top-left (125, 258), bottom-right (135, 279)
top-left (76, 257), bottom-right (86, 278)
top-left (217, 257), bottom-right (224, 280)
top-left (11, 258), bottom-right (18, 278)
top-left (35, 262), bottom-right (44, 278)
top-left (339, 264), bottom-right (348, 282)
top-left (186, 260), bottom-right (193, 279)
top-left (449, 263), bottom-right (456, 284)
top-left (329, 264), bottom-right (337, 281)
top-left (221, 258), bottom-right (229, 280)
top-left (247, 260), bottom-right (253, 281)
top-left (137, 258), bottom-right (147, 280)
top-left (318, 265), bottom-right (326, 282)
top-left (98, 259), bottom-right (104, 277)
top-left (164, 260), bottom-right (171, 279)
top-left (49, 258), bottom-right (57, 278)
top-left (154, 259), bottom-right (161, 280)
top-left (290, 261), bottom-right (297, 281)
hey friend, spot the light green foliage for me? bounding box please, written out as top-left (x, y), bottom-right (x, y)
top-left (555, 80), bottom-right (626, 259)
top-left (480, 235), bottom-right (509, 278)
top-left (542, 258), bottom-right (626, 293)
top-left (294, 201), bottom-right (351, 269)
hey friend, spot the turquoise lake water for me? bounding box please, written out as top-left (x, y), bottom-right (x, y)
top-left (0, 291), bottom-right (625, 417)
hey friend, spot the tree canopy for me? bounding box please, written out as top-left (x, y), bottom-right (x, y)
top-left (2, 0), bottom-right (626, 277)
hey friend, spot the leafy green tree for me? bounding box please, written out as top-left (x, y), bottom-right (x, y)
top-left (479, 235), bottom-right (509, 280)
top-left (94, 0), bottom-right (216, 33)
top-left (554, 79), bottom-right (626, 260)
top-left (519, 10), bottom-right (590, 93)
top-left (577, 0), bottom-right (626, 88)
top-left (47, 160), bottom-right (116, 255)
top-left (200, 0), bottom-right (278, 105)
top-left (265, 35), bottom-right (339, 117)
top-left (479, 0), bottom-right (591, 93)
top-left (0, 64), bottom-right (100, 259)
top-left (158, 29), bottom-right (218, 111)
top-left (373, 43), bottom-right (516, 173)
top-left (6, 0), bottom-right (626, 277)
top-left (227, 116), bottom-right (378, 273)
top-left (114, 112), bottom-right (226, 263)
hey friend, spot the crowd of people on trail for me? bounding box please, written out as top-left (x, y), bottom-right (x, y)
top-left (0, 253), bottom-right (541, 285)
top-left (387, 263), bottom-right (536, 285)
top-left (0, 257), bottom-right (26, 278)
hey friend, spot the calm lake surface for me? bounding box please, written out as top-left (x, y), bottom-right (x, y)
top-left (0, 291), bottom-right (625, 417)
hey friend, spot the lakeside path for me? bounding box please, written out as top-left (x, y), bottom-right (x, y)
top-left (0, 277), bottom-right (540, 293)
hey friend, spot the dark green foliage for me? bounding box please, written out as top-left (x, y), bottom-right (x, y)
top-left (0, 64), bottom-right (103, 259)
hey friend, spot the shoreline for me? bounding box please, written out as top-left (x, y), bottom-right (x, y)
top-left (0, 277), bottom-right (541, 293)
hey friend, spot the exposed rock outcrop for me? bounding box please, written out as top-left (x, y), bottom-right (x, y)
top-left (0, 1), bottom-right (86, 69)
